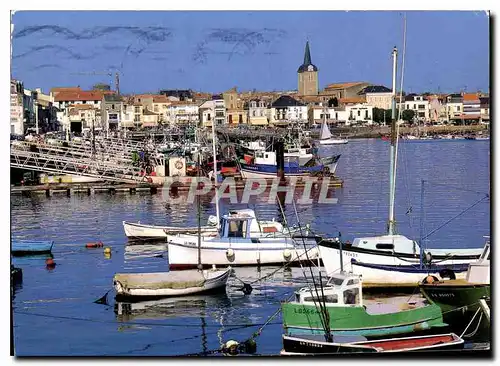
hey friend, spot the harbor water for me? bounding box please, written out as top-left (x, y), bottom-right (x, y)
top-left (11, 139), bottom-right (490, 356)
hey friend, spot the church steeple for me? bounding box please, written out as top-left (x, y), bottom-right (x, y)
top-left (297, 40), bottom-right (318, 73)
top-left (297, 40), bottom-right (318, 96)
top-left (303, 40), bottom-right (312, 66)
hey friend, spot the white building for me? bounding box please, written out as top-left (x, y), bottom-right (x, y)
top-left (345, 103), bottom-right (374, 125)
top-left (199, 100), bottom-right (215, 128)
top-left (270, 95), bottom-right (308, 126)
top-left (404, 95), bottom-right (430, 122)
top-left (359, 85), bottom-right (393, 110)
top-left (247, 99), bottom-right (269, 126)
top-left (10, 80), bottom-right (24, 135)
top-left (166, 102), bottom-right (199, 126)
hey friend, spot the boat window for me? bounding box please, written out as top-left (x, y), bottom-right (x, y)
top-left (328, 277), bottom-right (344, 286)
top-left (228, 220), bottom-right (248, 238)
top-left (480, 245), bottom-right (490, 260)
top-left (376, 243), bottom-right (394, 250)
top-left (343, 288), bottom-right (359, 305)
top-left (304, 295), bottom-right (338, 303)
top-left (346, 279), bottom-right (359, 286)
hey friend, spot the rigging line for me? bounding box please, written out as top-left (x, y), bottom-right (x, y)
top-left (420, 181), bottom-right (490, 196)
top-left (291, 199), bottom-right (332, 341)
top-left (421, 195), bottom-right (489, 241)
top-left (12, 310), bottom-right (282, 328)
top-left (276, 197), bottom-right (329, 337)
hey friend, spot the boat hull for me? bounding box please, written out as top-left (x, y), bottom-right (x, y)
top-left (282, 301), bottom-right (447, 338)
top-left (123, 221), bottom-right (217, 240)
top-left (167, 237), bottom-right (320, 269)
top-left (350, 260), bottom-right (469, 289)
top-left (11, 240), bottom-right (54, 256)
top-left (113, 268), bottom-right (231, 300)
top-left (318, 139), bottom-right (348, 145)
top-left (419, 282), bottom-right (490, 314)
top-left (281, 333), bottom-right (464, 354)
top-left (318, 240), bottom-right (481, 287)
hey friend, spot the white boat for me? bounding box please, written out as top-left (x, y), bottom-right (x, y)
top-left (318, 45), bottom-right (483, 285)
top-left (167, 209), bottom-right (320, 270)
top-left (317, 118), bottom-right (348, 145)
top-left (123, 218), bottom-right (219, 240)
top-left (113, 267), bottom-right (231, 299)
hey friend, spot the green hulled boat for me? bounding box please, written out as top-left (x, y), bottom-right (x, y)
top-left (282, 272), bottom-right (447, 338)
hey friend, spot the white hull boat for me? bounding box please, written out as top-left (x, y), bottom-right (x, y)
top-left (113, 267), bottom-right (231, 299)
top-left (318, 235), bottom-right (483, 286)
top-left (168, 238), bottom-right (319, 270)
top-left (167, 209), bottom-right (319, 270)
top-left (123, 220), bottom-right (218, 240)
top-left (318, 138), bottom-right (348, 145)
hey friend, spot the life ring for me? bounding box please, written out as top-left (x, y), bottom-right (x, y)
top-left (175, 160), bottom-right (184, 170)
top-left (439, 268), bottom-right (456, 280)
top-left (283, 249), bottom-right (292, 261)
top-left (226, 248), bottom-right (235, 262)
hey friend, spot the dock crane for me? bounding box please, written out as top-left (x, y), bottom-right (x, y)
top-left (71, 71), bottom-right (120, 95)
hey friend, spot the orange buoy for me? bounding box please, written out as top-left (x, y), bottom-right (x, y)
top-left (45, 258), bottom-right (56, 269)
top-left (85, 241), bottom-right (104, 248)
top-left (425, 275), bottom-right (435, 284)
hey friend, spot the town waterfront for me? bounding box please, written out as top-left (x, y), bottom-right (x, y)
top-left (11, 139), bottom-right (490, 356)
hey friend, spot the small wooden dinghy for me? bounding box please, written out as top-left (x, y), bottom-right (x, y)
top-left (123, 221), bottom-right (218, 240)
top-left (11, 240), bottom-right (54, 256)
top-left (113, 267), bottom-right (231, 300)
top-left (281, 333), bottom-right (464, 355)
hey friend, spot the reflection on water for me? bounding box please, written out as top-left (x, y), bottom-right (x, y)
top-left (11, 139), bottom-right (490, 355)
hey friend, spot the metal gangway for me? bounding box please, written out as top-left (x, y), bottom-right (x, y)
top-left (10, 139), bottom-right (162, 184)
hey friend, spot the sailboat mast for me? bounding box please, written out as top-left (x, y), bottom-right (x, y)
top-left (388, 46), bottom-right (398, 236)
top-left (211, 117), bottom-right (221, 230)
top-left (197, 153), bottom-right (202, 270)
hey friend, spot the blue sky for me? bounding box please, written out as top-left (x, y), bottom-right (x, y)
top-left (11, 11), bottom-right (489, 94)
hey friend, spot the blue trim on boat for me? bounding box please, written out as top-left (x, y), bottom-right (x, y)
top-left (350, 259), bottom-right (469, 273)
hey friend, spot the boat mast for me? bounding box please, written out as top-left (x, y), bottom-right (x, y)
top-left (197, 153), bottom-right (203, 271)
top-left (211, 117), bottom-right (220, 230)
top-left (388, 46), bottom-right (398, 236)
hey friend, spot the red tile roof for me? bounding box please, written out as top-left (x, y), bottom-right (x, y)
top-left (54, 90), bottom-right (105, 102)
top-left (463, 93), bottom-right (480, 101)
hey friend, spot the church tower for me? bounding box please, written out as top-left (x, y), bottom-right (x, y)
top-left (297, 41), bottom-right (318, 96)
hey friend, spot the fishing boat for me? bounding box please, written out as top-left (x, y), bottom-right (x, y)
top-left (123, 219), bottom-right (219, 240)
top-left (239, 150), bottom-right (340, 178)
top-left (317, 116), bottom-right (348, 145)
top-left (317, 46), bottom-right (483, 281)
top-left (113, 266), bottom-right (231, 300)
top-left (419, 237), bottom-right (490, 317)
top-left (281, 271), bottom-right (447, 338)
top-left (11, 239), bottom-right (54, 256)
top-left (167, 209), bottom-right (319, 270)
top-left (281, 332), bottom-right (464, 355)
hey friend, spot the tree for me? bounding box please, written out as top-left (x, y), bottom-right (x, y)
top-left (402, 109), bottom-right (415, 124)
top-left (372, 108), bottom-right (385, 123)
top-left (92, 83), bottom-right (111, 91)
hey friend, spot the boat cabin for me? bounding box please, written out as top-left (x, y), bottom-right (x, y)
top-left (294, 272), bottom-right (363, 307)
top-left (351, 234), bottom-right (420, 254)
top-left (219, 209), bottom-right (286, 238)
top-left (465, 237), bottom-right (490, 284)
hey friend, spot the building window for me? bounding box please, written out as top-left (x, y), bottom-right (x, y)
top-left (82, 101), bottom-right (87, 104)
top-left (418, 104), bottom-right (425, 109)
top-left (365, 110), bottom-right (368, 119)
top-left (253, 110), bottom-right (256, 117)
top-left (94, 101), bottom-right (98, 104)
top-left (239, 114), bottom-right (243, 123)
top-left (357, 110), bottom-right (360, 117)
top-left (207, 114), bottom-right (211, 121)
top-left (111, 104), bottom-right (115, 109)
top-left (135, 106), bottom-right (140, 114)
